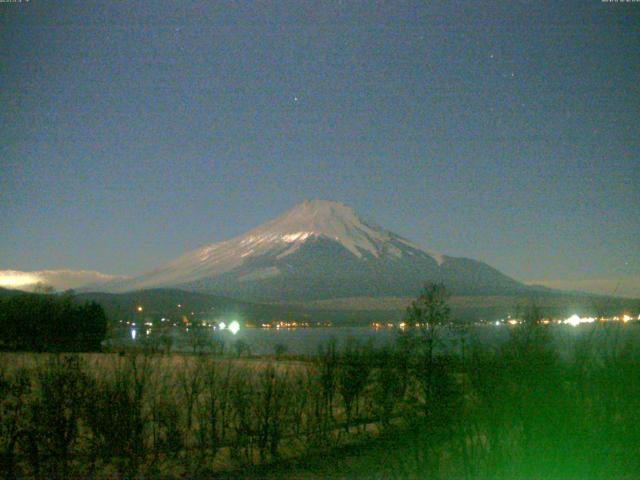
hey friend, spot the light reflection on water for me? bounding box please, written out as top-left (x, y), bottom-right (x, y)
top-left (159, 323), bottom-right (638, 357)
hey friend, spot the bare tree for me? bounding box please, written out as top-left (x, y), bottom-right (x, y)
top-left (337, 338), bottom-right (371, 433)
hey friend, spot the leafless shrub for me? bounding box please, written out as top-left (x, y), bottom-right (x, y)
top-left (31, 355), bottom-right (90, 479)
top-left (371, 346), bottom-right (408, 429)
top-left (228, 367), bottom-right (256, 464)
top-left (0, 368), bottom-right (31, 480)
top-left (337, 338), bottom-right (372, 433)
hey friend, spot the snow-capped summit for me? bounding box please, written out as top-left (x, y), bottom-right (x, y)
top-left (254, 199), bottom-right (382, 257)
top-left (233, 199), bottom-right (440, 260)
top-left (100, 200), bottom-right (526, 301)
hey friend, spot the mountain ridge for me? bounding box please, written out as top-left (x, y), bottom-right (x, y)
top-left (99, 200), bottom-right (529, 301)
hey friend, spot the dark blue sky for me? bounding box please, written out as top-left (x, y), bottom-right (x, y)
top-left (1, 1), bottom-right (638, 295)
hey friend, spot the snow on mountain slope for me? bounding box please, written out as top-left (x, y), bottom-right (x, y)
top-left (106, 200), bottom-right (444, 292)
top-left (99, 199), bottom-right (527, 301)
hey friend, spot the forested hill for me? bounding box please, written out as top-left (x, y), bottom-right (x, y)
top-left (0, 288), bottom-right (107, 351)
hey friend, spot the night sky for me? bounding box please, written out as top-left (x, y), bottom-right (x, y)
top-left (1, 1), bottom-right (638, 296)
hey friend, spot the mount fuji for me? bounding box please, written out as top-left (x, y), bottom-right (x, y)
top-left (100, 200), bottom-right (529, 302)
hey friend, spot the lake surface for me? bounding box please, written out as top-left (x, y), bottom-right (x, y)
top-left (156, 322), bottom-right (639, 357)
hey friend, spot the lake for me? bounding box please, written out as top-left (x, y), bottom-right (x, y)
top-left (133, 322), bottom-right (639, 357)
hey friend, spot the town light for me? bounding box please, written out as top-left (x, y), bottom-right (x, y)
top-left (229, 320), bottom-right (240, 335)
top-left (565, 315), bottom-right (581, 327)
top-left (564, 314), bottom-right (595, 327)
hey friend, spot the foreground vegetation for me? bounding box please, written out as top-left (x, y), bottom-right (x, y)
top-left (1, 285), bottom-right (639, 479)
